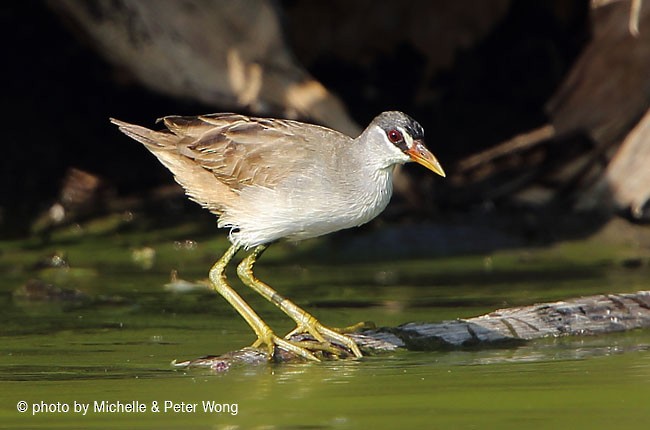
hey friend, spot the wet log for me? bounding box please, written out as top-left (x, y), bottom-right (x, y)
top-left (174, 290), bottom-right (650, 371)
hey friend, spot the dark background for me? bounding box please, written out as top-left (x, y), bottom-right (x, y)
top-left (0, 1), bottom-right (590, 237)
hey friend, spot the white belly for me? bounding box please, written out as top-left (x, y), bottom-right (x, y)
top-left (219, 168), bottom-right (394, 248)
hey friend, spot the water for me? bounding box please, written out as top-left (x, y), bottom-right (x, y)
top-left (1, 222), bottom-right (650, 429)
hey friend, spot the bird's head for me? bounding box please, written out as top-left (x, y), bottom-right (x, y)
top-left (365, 111), bottom-right (445, 177)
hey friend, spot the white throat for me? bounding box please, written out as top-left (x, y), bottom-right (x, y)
top-left (358, 125), bottom-right (411, 171)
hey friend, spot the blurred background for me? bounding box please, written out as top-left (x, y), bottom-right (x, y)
top-left (1, 0), bottom-right (648, 244)
top-left (2, 4), bottom-right (650, 427)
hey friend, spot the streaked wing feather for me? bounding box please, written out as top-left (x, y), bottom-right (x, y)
top-left (162, 114), bottom-right (320, 190)
top-left (109, 118), bottom-right (237, 215)
top-left (113, 113), bottom-right (350, 217)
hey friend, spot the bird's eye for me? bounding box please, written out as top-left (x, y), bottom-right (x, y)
top-left (387, 129), bottom-right (403, 143)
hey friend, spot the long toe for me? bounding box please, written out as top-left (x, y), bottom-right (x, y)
top-left (285, 322), bottom-right (363, 358)
top-left (253, 334), bottom-right (321, 362)
top-left (317, 325), bottom-right (363, 358)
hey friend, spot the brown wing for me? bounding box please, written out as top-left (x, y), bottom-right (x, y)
top-left (111, 113), bottom-right (346, 215)
top-left (162, 113), bottom-right (317, 190)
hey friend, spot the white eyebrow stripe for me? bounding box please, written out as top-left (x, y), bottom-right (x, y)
top-left (401, 127), bottom-right (414, 149)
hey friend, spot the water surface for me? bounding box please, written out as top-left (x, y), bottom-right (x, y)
top-left (1, 223), bottom-right (649, 429)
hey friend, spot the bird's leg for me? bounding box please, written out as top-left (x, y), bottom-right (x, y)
top-left (208, 244), bottom-right (319, 362)
top-left (237, 244), bottom-right (363, 358)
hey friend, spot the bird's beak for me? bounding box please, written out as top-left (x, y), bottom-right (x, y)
top-left (407, 140), bottom-right (446, 177)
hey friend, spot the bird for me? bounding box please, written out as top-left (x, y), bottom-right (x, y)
top-left (110, 111), bottom-right (445, 361)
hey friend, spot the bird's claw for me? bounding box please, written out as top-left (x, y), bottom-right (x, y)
top-left (283, 321), bottom-right (364, 359)
top-left (252, 334), bottom-right (321, 362)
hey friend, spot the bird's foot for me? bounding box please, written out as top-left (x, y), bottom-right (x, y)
top-left (252, 333), bottom-right (320, 362)
top-left (284, 319), bottom-right (364, 359)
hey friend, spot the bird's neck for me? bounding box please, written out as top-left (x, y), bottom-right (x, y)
top-left (351, 163), bottom-right (394, 223)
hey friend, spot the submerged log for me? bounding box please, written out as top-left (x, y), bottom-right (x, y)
top-left (174, 290), bottom-right (650, 371)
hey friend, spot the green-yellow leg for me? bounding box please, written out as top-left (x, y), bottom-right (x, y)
top-left (208, 244), bottom-right (319, 362)
top-left (236, 244), bottom-right (363, 358)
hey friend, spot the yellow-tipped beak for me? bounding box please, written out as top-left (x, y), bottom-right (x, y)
top-left (407, 140), bottom-right (446, 177)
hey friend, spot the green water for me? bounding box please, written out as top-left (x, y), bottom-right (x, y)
top-left (1, 220), bottom-right (650, 429)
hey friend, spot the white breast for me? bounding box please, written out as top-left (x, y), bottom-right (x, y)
top-left (219, 166), bottom-right (395, 248)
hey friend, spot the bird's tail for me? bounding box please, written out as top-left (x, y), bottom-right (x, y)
top-left (109, 117), bottom-right (234, 216)
top-left (109, 118), bottom-right (174, 149)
